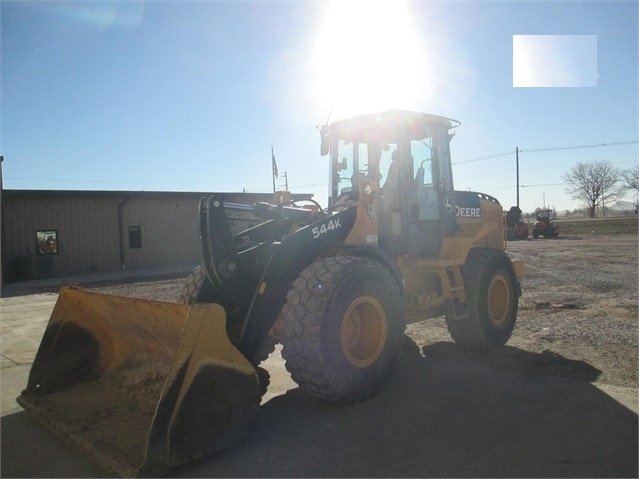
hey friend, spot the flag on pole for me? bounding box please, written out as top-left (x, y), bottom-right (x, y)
top-left (271, 146), bottom-right (278, 179)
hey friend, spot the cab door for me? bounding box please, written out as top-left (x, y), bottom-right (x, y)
top-left (404, 129), bottom-right (457, 256)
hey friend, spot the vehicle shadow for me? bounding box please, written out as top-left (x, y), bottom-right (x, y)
top-left (420, 341), bottom-right (603, 383)
top-left (1, 339), bottom-right (636, 478)
top-left (175, 338), bottom-right (635, 478)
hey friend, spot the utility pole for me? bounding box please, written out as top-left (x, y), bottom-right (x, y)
top-left (1, 156), bottom-right (4, 292)
top-left (516, 147), bottom-right (520, 209)
top-left (282, 171), bottom-right (289, 191)
top-left (271, 146), bottom-right (277, 195)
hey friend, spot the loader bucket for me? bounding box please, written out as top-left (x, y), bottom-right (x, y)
top-left (17, 287), bottom-right (261, 478)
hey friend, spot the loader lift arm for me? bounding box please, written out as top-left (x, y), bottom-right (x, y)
top-left (198, 196), bottom-right (324, 318)
top-left (199, 195), bottom-right (359, 361)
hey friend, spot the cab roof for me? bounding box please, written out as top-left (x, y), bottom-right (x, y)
top-left (327, 110), bottom-right (461, 142)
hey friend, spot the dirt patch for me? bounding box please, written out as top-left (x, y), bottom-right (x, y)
top-left (86, 234), bottom-right (638, 389)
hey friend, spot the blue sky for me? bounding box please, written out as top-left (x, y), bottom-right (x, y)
top-left (2, 0), bottom-right (637, 213)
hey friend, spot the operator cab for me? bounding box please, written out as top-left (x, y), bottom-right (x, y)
top-left (321, 110), bottom-right (460, 257)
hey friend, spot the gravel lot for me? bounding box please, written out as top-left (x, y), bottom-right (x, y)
top-left (88, 233), bottom-right (638, 389)
top-left (407, 233), bottom-right (638, 389)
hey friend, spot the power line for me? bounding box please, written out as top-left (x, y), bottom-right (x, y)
top-left (519, 159), bottom-right (637, 172)
top-left (465, 182), bottom-right (565, 192)
top-left (521, 183), bottom-right (564, 188)
top-left (453, 151), bottom-right (513, 165)
top-left (520, 139), bottom-right (639, 153)
top-left (456, 139), bottom-right (638, 165)
top-left (293, 182), bottom-right (327, 188)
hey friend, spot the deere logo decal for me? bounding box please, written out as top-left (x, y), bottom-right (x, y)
top-left (443, 196), bottom-right (454, 213)
top-left (456, 206), bottom-right (481, 217)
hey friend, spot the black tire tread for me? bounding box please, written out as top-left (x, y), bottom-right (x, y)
top-left (445, 247), bottom-right (518, 347)
top-left (178, 264), bottom-right (208, 304)
top-left (279, 256), bottom-right (404, 404)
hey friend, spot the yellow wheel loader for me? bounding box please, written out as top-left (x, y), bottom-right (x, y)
top-left (18, 110), bottom-right (523, 477)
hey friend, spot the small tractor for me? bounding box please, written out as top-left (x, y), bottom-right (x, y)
top-left (18, 110), bottom-right (524, 477)
top-left (532, 208), bottom-right (559, 238)
top-left (505, 206), bottom-right (529, 240)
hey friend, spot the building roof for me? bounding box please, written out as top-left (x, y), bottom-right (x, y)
top-left (2, 189), bottom-right (313, 202)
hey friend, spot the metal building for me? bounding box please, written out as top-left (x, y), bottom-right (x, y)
top-left (1, 190), bottom-right (312, 281)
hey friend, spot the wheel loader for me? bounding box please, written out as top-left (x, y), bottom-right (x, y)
top-left (532, 208), bottom-right (559, 238)
top-left (18, 110), bottom-right (523, 477)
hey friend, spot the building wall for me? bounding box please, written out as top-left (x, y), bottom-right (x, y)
top-left (118, 195), bottom-right (201, 270)
top-left (3, 194), bottom-right (123, 278)
top-left (2, 190), bottom-right (312, 280)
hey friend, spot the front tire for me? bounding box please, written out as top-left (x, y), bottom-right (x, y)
top-left (279, 256), bottom-right (405, 404)
top-left (445, 247), bottom-right (518, 348)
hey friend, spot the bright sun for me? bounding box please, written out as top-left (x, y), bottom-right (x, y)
top-left (313, 0), bottom-right (428, 118)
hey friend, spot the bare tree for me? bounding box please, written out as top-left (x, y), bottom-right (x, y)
top-left (621, 165), bottom-right (639, 193)
top-left (562, 160), bottom-right (624, 218)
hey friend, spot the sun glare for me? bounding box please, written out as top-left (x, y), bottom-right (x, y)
top-left (313, 0), bottom-right (428, 118)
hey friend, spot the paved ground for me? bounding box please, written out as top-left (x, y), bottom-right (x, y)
top-left (1, 268), bottom-right (637, 478)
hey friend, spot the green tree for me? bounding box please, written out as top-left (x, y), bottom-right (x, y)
top-left (563, 160), bottom-right (624, 218)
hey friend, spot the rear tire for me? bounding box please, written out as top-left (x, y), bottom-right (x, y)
top-left (279, 256), bottom-right (405, 404)
top-left (445, 247), bottom-right (518, 348)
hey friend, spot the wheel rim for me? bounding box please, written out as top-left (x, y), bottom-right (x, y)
top-left (340, 295), bottom-right (388, 368)
top-left (487, 273), bottom-right (512, 327)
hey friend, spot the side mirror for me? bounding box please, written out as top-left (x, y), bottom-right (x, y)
top-left (319, 125), bottom-right (329, 156)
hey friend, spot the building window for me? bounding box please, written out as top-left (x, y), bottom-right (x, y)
top-left (36, 230), bottom-right (58, 255)
top-left (128, 226), bottom-right (142, 249)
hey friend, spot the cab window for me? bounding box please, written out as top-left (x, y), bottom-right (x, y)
top-left (334, 140), bottom-right (370, 198)
top-left (411, 138), bottom-right (433, 186)
top-left (379, 143), bottom-right (399, 189)
top-left (412, 137), bottom-right (440, 220)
